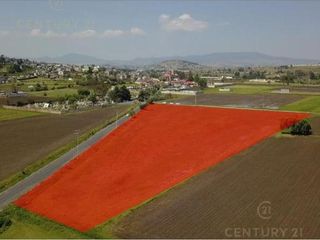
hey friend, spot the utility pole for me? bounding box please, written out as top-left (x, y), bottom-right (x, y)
top-left (115, 110), bottom-right (119, 128)
top-left (74, 129), bottom-right (79, 158)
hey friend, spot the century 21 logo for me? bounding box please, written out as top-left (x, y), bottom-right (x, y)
top-left (257, 201), bottom-right (272, 220)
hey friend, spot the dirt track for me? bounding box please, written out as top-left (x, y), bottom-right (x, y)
top-left (170, 93), bottom-right (304, 109)
top-left (114, 117), bottom-right (320, 239)
top-left (0, 105), bottom-right (130, 181)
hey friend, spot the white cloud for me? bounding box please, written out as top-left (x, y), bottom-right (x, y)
top-left (159, 13), bottom-right (208, 32)
top-left (0, 30), bottom-right (9, 36)
top-left (101, 27), bottom-right (146, 38)
top-left (30, 29), bottom-right (67, 38)
top-left (71, 29), bottom-right (96, 38)
top-left (30, 29), bottom-right (41, 36)
top-left (130, 27), bottom-right (146, 36)
top-left (28, 27), bottom-right (145, 39)
top-left (102, 29), bottom-right (125, 38)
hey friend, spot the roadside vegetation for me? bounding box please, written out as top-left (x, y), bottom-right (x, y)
top-left (0, 205), bottom-right (88, 239)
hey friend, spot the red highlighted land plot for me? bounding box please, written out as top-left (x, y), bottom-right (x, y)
top-left (15, 104), bottom-right (309, 231)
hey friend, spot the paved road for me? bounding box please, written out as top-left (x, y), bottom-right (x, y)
top-left (0, 109), bottom-right (138, 210)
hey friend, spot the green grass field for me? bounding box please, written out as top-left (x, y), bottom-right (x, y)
top-left (0, 205), bottom-right (88, 239)
top-left (0, 108), bottom-right (43, 121)
top-left (0, 78), bottom-right (78, 97)
top-left (203, 84), bottom-right (276, 94)
top-left (280, 96), bottom-right (320, 113)
top-left (29, 88), bottom-right (78, 98)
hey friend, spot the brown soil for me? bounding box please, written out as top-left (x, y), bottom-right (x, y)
top-left (113, 118), bottom-right (320, 238)
top-left (170, 93), bottom-right (304, 109)
top-left (0, 104), bottom-right (130, 181)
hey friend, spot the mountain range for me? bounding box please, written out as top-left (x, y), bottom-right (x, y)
top-left (36, 52), bottom-right (320, 67)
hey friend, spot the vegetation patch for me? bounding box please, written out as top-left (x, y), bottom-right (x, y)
top-left (280, 96), bottom-right (320, 113)
top-left (0, 205), bottom-right (88, 239)
top-left (0, 107), bottom-right (44, 121)
top-left (203, 84), bottom-right (276, 94)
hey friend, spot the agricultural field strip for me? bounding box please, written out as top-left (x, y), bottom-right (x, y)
top-left (158, 102), bottom-right (313, 114)
top-left (0, 111), bottom-right (134, 210)
top-left (0, 107), bottom-right (44, 121)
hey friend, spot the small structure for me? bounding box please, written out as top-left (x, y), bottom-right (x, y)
top-left (0, 76), bottom-right (8, 84)
top-left (219, 88), bottom-right (231, 92)
top-left (280, 89), bottom-right (290, 94)
top-left (208, 82), bottom-right (233, 88)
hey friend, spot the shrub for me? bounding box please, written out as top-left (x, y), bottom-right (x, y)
top-left (290, 119), bottom-right (312, 135)
top-left (78, 89), bottom-right (90, 97)
top-left (128, 109), bottom-right (135, 117)
top-left (0, 213), bottom-right (12, 234)
top-left (139, 102), bottom-right (148, 109)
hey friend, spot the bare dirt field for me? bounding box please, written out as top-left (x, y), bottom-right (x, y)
top-left (0, 104), bottom-right (130, 181)
top-left (169, 93), bottom-right (304, 109)
top-left (113, 118), bottom-right (320, 239)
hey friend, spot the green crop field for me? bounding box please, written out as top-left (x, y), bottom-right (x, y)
top-left (280, 96), bottom-right (320, 114)
top-left (203, 84), bottom-right (276, 94)
top-left (29, 88), bottom-right (78, 98)
top-left (0, 108), bottom-right (43, 121)
top-left (0, 205), bottom-right (88, 239)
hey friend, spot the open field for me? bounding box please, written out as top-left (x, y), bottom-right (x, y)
top-left (112, 117), bottom-right (320, 239)
top-left (0, 104), bottom-right (131, 182)
top-left (0, 78), bottom-right (77, 93)
top-left (0, 108), bottom-right (44, 121)
top-left (15, 104), bottom-right (308, 232)
top-left (170, 93), bottom-right (304, 109)
top-left (28, 88), bottom-right (78, 98)
top-left (203, 84), bottom-right (276, 94)
top-left (280, 96), bottom-right (320, 113)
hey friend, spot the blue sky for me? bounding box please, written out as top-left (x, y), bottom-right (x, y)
top-left (0, 0), bottom-right (319, 60)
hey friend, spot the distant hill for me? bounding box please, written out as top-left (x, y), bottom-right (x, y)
top-left (37, 53), bottom-right (108, 65)
top-left (183, 52), bottom-right (320, 67)
top-left (36, 52), bottom-right (320, 67)
top-left (154, 60), bottom-right (202, 70)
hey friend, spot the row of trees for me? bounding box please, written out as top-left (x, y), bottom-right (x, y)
top-left (108, 86), bottom-right (131, 103)
top-left (138, 85), bottom-right (161, 102)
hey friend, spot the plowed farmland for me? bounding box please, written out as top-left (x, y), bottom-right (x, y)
top-left (114, 131), bottom-right (320, 238)
top-left (0, 105), bottom-right (130, 181)
top-left (15, 104), bottom-right (308, 232)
